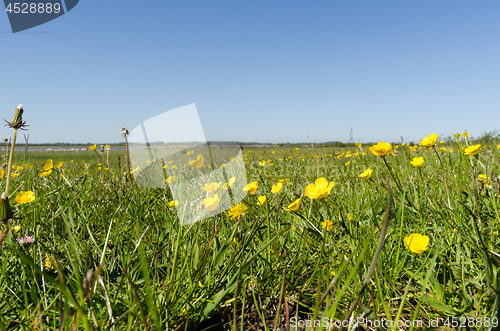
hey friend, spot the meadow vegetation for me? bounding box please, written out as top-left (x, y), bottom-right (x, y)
top-left (0, 126), bottom-right (499, 330)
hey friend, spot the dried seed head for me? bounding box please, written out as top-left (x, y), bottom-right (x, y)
top-left (3, 138), bottom-right (7, 142)
top-left (5, 104), bottom-right (27, 130)
top-left (122, 128), bottom-right (129, 137)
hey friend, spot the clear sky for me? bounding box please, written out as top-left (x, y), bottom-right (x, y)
top-left (1, 1), bottom-right (499, 144)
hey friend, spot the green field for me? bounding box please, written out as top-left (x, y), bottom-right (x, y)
top-left (0, 135), bottom-right (499, 330)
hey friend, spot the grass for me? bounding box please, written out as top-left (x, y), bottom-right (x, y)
top-left (0, 139), bottom-right (499, 330)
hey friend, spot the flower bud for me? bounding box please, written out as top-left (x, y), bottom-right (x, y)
top-left (0, 192), bottom-right (13, 222)
top-left (10, 105), bottom-right (24, 128)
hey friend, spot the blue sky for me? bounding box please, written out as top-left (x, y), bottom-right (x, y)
top-left (1, 1), bottom-right (499, 144)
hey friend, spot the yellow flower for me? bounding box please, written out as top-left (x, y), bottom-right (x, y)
top-left (15, 166), bottom-right (24, 171)
top-left (404, 233), bottom-right (429, 254)
top-left (279, 178), bottom-right (289, 184)
top-left (295, 148), bottom-right (299, 151)
top-left (188, 154), bottom-right (205, 169)
top-left (40, 170), bottom-right (52, 177)
top-left (321, 220), bottom-right (334, 232)
top-left (0, 169), bottom-right (4, 180)
top-left (12, 225), bottom-right (20, 233)
top-left (256, 195), bottom-right (266, 206)
top-left (355, 141), bottom-right (361, 147)
top-left (462, 131), bottom-right (470, 138)
top-left (304, 177), bottom-right (334, 199)
top-left (344, 161), bottom-right (350, 166)
top-left (243, 181), bottom-right (258, 195)
top-left (105, 145), bottom-right (110, 150)
top-left (359, 169), bottom-right (373, 180)
top-left (44, 256), bottom-right (55, 270)
top-left (369, 142), bottom-right (393, 157)
top-left (167, 200), bottom-right (179, 208)
top-left (271, 183), bottom-right (282, 194)
top-left (477, 174), bottom-right (491, 188)
top-left (201, 182), bottom-right (222, 195)
top-left (15, 191), bottom-right (36, 204)
top-left (185, 150), bottom-right (194, 156)
top-left (165, 175), bottom-right (176, 183)
top-left (223, 177), bottom-right (236, 190)
top-left (464, 144), bottom-right (481, 156)
top-left (42, 159), bottom-right (53, 171)
top-left (410, 157), bottom-right (424, 167)
top-left (286, 198), bottom-right (301, 212)
top-left (11, 173), bottom-right (19, 178)
top-left (258, 160), bottom-right (266, 167)
top-left (420, 134), bottom-right (438, 147)
top-left (202, 194), bottom-right (220, 211)
top-left (56, 161), bottom-right (64, 168)
top-left (89, 144), bottom-right (96, 151)
top-left (347, 213), bottom-right (354, 221)
top-left (228, 203), bottom-right (248, 220)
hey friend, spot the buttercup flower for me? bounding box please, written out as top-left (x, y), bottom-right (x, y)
top-left (464, 144), bottom-right (481, 156)
top-left (44, 256), bottom-right (55, 270)
top-left (305, 177), bottom-right (334, 199)
top-left (243, 181), bottom-right (258, 195)
top-left (202, 194), bottom-right (220, 211)
top-left (223, 177), bottom-right (236, 190)
top-left (167, 200), bottom-right (179, 208)
top-left (271, 183), bottom-right (282, 194)
top-left (410, 157), bottom-right (424, 167)
top-left (42, 159), bottom-right (53, 171)
top-left (201, 182), bottom-right (222, 195)
top-left (286, 198), bottom-right (301, 212)
top-left (369, 142), bottom-right (393, 157)
top-left (15, 190), bottom-right (36, 204)
top-left (420, 134), bottom-right (438, 147)
top-left (359, 169), bottom-right (373, 180)
top-left (404, 233), bottom-right (429, 254)
top-left (12, 225), bottom-right (20, 233)
top-left (228, 203), bottom-right (248, 220)
top-left (256, 195), bottom-right (267, 206)
top-left (347, 213), bottom-right (354, 221)
top-left (462, 131), bottom-right (470, 138)
top-left (279, 178), bottom-right (289, 184)
top-left (89, 144), bottom-right (96, 151)
top-left (321, 220), bottom-right (334, 232)
top-left (165, 175), bottom-right (176, 184)
top-left (185, 150), bottom-right (194, 156)
top-left (188, 154), bottom-right (205, 169)
top-left (0, 169), bottom-right (4, 180)
top-left (56, 161), bottom-right (64, 169)
top-left (477, 174), bottom-right (491, 188)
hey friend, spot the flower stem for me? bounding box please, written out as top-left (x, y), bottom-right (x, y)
top-left (432, 146), bottom-right (451, 208)
top-left (5, 128), bottom-right (18, 198)
top-left (382, 157), bottom-right (403, 192)
top-left (124, 135), bottom-right (133, 185)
